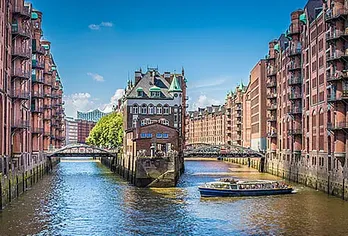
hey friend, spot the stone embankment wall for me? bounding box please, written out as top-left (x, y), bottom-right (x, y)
top-left (0, 156), bottom-right (60, 209)
top-left (103, 151), bottom-right (184, 187)
top-left (224, 157), bottom-right (348, 200)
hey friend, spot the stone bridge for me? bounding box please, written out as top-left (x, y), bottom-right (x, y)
top-left (184, 143), bottom-right (265, 158)
top-left (47, 144), bottom-right (118, 158)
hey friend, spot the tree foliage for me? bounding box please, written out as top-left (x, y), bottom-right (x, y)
top-left (86, 112), bottom-right (123, 148)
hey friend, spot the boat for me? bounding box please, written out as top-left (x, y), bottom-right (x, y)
top-left (198, 179), bottom-right (294, 197)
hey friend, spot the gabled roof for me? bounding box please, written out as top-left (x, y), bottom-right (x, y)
top-left (126, 70), bottom-right (173, 99)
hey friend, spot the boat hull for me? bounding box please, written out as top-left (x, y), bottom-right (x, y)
top-left (199, 187), bottom-right (294, 197)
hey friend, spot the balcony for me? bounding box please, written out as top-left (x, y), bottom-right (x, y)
top-left (11, 24), bottom-right (31, 39)
top-left (289, 92), bottom-right (302, 100)
top-left (43, 104), bottom-right (52, 109)
top-left (265, 54), bottom-right (276, 61)
top-left (32, 74), bottom-right (44, 84)
top-left (289, 106), bottom-right (302, 115)
top-left (325, 8), bottom-right (348, 23)
top-left (11, 91), bottom-right (30, 100)
top-left (32, 91), bottom-right (44, 98)
top-left (33, 46), bottom-right (46, 55)
top-left (289, 48), bottom-right (301, 57)
top-left (327, 122), bottom-right (348, 131)
top-left (44, 93), bottom-right (53, 98)
top-left (288, 24), bottom-right (300, 36)
top-left (267, 103), bottom-right (277, 110)
top-left (267, 116), bottom-right (277, 123)
top-left (267, 132), bottom-right (277, 138)
top-left (266, 80), bottom-right (277, 88)
top-left (267, 93), bottom-right (277, 99)
top-left (326, 50), bottom-right (348, 62)
top-left (12, 120), bottom-right (30, 129)
top-left (11, 69), bottom-right (30, 80)
top-left (267, 69), bottom-right (277, 77)
top-left (12, 47), bottom-right (30, 60)
top-left (288, 129), bottom-right (302, 136)
top-left (32, 128), bottom-right (44, 134)
top-left (44, 70), bottom-right (53, 76)
top-left (288, 63), bottom-right (301, 72)
top-left (32, 59), bottom-right (45, 69)
top-left (13, 6), bottom-right (31, 19)
top-left (288, 77), bottom-right (302, 86)
top-left (327, 91), bottom-right (348, 103)
top-left (326, 30), bottom-right (348, 42)
top-left (236, 106), bottom-right (242, 111)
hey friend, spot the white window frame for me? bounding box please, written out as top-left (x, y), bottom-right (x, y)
top-left (157, 106), bottom-right (162, 114)
top-left (163, 106), bottom-right (169, 115)
top-left (141, 120), bottom-right (146, 126)
top-left (133, 105), bottom-right (138, 114)
top-left (141, 105), bottom-right (147, 114)
top-left (148, 105), bottom-right (154, 114)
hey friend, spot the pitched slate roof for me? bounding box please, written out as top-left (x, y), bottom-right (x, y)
top-left (126, 70), bottom-right (174, 99)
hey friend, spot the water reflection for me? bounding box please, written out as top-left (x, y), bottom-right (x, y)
top-left (1, 160), bottom-right (348, 235)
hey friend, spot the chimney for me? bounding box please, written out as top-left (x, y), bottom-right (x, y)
top-left (135, 70), bottom-right (142, 85)
top-left (164, 72), bottom-right (171, 84)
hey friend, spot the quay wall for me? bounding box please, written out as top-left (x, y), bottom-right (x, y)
top-left (224, 157), bottom-right (348, 201)
top-left (0, 155), bottom-right (60, 210)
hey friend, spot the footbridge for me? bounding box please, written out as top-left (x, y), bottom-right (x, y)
top-left (184, 143), bottom-right (265, 158)
top-left (47, 144), bottom-right (118, 158)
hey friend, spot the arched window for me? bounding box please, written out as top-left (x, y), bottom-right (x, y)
top-left (319, 109), bottom-right (324, 150)
top-left (148, 104), bottom-right (154, 115)
top-left (157, 105), bottom-right (162, 114)
top-left (312, 111), bottom-right (317, 150)
top-left (133, 104), bottom-right (138, 114)
top-left (141, 104), bottom-right (147, 114)
top-left (163, 104), bottom-right (170, 115)
top-left (141, 119), bottom-right (146, 126)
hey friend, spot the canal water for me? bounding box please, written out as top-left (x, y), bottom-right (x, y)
top-left (1, 160), bottom-right (348, 236)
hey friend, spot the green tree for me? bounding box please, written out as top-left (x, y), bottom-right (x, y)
top-left (86, 112), bottom-right (123, 148)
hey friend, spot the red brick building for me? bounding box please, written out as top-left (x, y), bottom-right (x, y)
top-left (77, 119), bottom-right (96, 144)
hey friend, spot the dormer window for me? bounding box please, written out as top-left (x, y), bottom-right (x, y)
top-left (137, 87), bottom-right (144, 97)
top-left (151, 91), bottom-right (160, 98)
top-left (149, 86), bottom-right (161, 98)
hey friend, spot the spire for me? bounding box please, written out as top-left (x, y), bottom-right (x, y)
top-left (168, 74), bottom-right (182, 93)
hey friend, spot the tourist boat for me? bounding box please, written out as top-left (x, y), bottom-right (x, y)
top-left (198, 179), bottom-right (294, 197)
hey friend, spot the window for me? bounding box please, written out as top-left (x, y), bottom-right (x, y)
top-left (132, 119), bottom-right (137, 128)
top-left (146, 118), bottom-right (151, 125)
top-left (141, 105), bottom-right (147, 114)
top-left (151, 91), bottom-right (160, 98)
top-left (164, 105), bottom-right (169, 114)
top-left (163, 133), bottom-right (169, 139)
top-left (157, 106), bottom-right (162, 114)
top-left (148, 105), bottom-right (154, 114)
top-left (156, 133), bottom-right (163, 138)
top-left (146, 133), bottom-right (153, 138)
top-left (141, 120), bottom-right (146, 126)
top-left (140, 133), bottom-right (146, 138)
top-left (160, 119), bottom-right (169, 126)
top-left (137, 91), bottom-right (143, 97)
top-left (133, 105), bottom-right (138, 114)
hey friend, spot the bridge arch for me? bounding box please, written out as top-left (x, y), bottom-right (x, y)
top-left (47, 144), bottom-right (118, 158)
top-left (184, 143), bottom-right (265, 158)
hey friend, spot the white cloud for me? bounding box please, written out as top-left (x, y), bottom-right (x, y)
top-left (88, 22), bottom-right (113, 30)
top-left (101, 89), bottom-right (125, 113)
top-left (101, 22), bottom-right (113, 27)
top-left (190, 95), bottom-right (222, 110)
top-left (63, 89), bottom-right (125, 118)
top-left (87, 72), bottom-right (104, 82)
top-left (63, 93), bottom-right (96, 117)
top-left (88, 24), bottom-right (100, 30)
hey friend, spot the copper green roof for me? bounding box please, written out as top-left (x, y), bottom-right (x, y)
top-left (168, 74), bottom-right (182, 92)
top-left (274, 43), bottom-right (280, 52)
top-left (300, 13), bottom-right (307, 24)
top-left (136, 87), bottom-right (144, 91)
top-left (149, 86), bottom-right (161, 92)
top-left (31, 12), bottom-right (38, 20)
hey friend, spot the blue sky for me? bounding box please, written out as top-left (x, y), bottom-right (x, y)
top-left (31, 0), bottom-right (307, 117)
